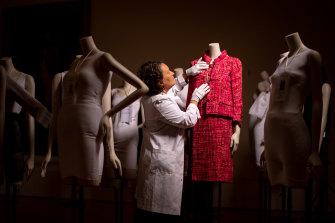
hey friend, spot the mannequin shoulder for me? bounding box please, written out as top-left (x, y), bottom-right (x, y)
top-left (25, 74), bottom-right (35, 94)
top-left (52, 72), bottom-right (64, 86)
top-left (0, 67), bottom-right (5, 81)
top-left (306, 49), bottom-right (322, 64)
top-left (101, 52), bottom-right (117, 65)
top-left (229, 56), bottom-right (242, 65)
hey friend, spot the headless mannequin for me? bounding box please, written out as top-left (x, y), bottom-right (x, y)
top-left (190, 43), bottom-right (242, 222)
top-left (0, 57), bottom-right (35, 183)
top-left (209, 43), bottom-right (241, 154)
top-left (174, 68), bottom-right (183, 77)
top-left (265, 32), bottom-right (322, 186)
top-left (41, 36), bottom-right (148, 186)
top-left (173, 67), bottom-right (189, 109)
top-left (249, 71), bottom-right (270, 167)
top-left (285, 32), bottom-right (322, 170)
top-left (109, 79), bottom-right (139, 179)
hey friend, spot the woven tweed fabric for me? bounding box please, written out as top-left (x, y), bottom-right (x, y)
top-left (191, 115), bottom-right (233, 182)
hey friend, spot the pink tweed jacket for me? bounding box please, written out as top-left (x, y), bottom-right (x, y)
top-left (187, 50), bottom-right (242, 126)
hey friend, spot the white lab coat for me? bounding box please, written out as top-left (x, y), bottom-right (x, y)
top-left (135, 75), bottom-right (200, 215)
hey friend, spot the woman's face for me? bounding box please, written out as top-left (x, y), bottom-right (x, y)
top-left (159, 63), bottom-right (175, 93)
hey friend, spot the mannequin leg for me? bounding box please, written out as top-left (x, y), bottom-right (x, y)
top-left (287, 188), bottom-right (292, 223)
top-left (5, 183), bottom-right (10, 223)
top-left (78, 186), bottom-right (84, 223)
top-left (305, 180), bottom-right (313, 223)
top-left (120, 178), bottom-right (124, 223)
top-left (281, 185), bottom-right (286, 223)
top-left (267, 181), bottom-right (272, 223)
top-left (115, 183), bottom-right (119, 223)
top-left (218, 182), bottom-right (222, 222)
top-left (259, 171), bottom-right (264, 223)
top-left (12, 185), bottom-right (17, 223)
top-left (71, 184), bottom-right (77, 223)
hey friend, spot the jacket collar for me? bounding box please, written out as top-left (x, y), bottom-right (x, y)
top-left (203, 50), bottom-right (228, 64)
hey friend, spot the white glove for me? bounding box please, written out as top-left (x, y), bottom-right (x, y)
top-left (191, 83), bottom-right (210, 102)
top-left (185, 58), bottom-right (209, 76)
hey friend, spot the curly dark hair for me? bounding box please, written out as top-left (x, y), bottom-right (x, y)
top-left (138, 61), bottom-right (163, 96)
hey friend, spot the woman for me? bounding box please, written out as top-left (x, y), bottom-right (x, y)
top-left (135, 60), bottom-right (210, 222)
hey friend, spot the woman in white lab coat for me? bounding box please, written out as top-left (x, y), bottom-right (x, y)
top-left (135, 60), bottom-right (209, 222)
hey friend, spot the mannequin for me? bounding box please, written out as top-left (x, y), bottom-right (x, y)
top-left (108, 80), bottom-right (140, 179)
top-left (1, 65), bottom-right (51, 128)
top-left (249, 71), bottom-right (271, 167)
top-left (0, 57), bottom-right (35, 185)
top-left (173, 67), bottom-right (188, 109)
top-left (187, 42), bottom-right (242, 182)
top-left (264, 32), bottom-right (323, 188)
top-left (41, 36), bottom-right (148, 187)
top-left (186, 43), bottom-right (242, 222)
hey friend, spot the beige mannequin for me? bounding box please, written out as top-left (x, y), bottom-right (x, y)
top-left (209, 43), bottom-right (241, 155)
top-left (263, 32), bottom-right (323, 187)
top-left (0, 57), bottom-right (35, 183)
top-left (41, 36), bottom-right (148, 186)
top-left (174, 68), bottom-right (183, 77)
top-left (284, 32), bottom-right (322, 168)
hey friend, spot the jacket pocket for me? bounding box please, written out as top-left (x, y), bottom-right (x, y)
top-left (206, 101), bottom-right (234, 117)
top-left (150, 149), bottom-right (177, 174)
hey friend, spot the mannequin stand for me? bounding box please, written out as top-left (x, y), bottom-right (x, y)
top-left (304, 180), bottom-right (313, 223)
top-left (191, 181), bottom-right (213, 222)
top-left (317, 137), bottom-right (335, 222)
top-left (280, 186), bottom-right (293, 223)
top-left (258, 170), bottom-right (272, 223)
top-left (5, 183), bottom-right (18, 223)
top-left (68, 184), bottom-right (85, 223)
top-left (218, 182), bottom-right (222, 223)
top-left (101, 177), bottom-right (124, 223)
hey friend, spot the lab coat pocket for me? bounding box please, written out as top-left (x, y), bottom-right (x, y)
top-left (150, 149), bottom-right (177, 174)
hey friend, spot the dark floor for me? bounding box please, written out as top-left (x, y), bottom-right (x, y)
top-left (1, 195), bottom-right (335, 223)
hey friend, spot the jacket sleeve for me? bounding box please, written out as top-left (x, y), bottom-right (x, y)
top-left (153, 96), bottom-right (200, 129)
top-left (231, 58), bottom-right (243, 126)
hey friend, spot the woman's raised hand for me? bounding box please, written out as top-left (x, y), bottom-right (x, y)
top-left (185, 58), bottom-right (209, 76)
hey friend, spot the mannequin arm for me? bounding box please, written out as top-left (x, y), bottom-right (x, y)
top-left (100, 81), bottom-right (122, 176)
top-left (6, 74), bottom-right (51, 128)
top-left (0, 69), bottom-right (6, 182)
top-left (137, 102), bottom-right (145, 129)
top-left (25, 75), bottom-right (35, 179)
top-left (41, 73), bottom-right (62, 177)
top-left (318, 83), bottom-right (331, 152)
top-left (307, 51), bottom-right (323, 168)
top-left (230, 124), bottom-right (241, 155)
top-left (102, 53), bottom-right (148, 117)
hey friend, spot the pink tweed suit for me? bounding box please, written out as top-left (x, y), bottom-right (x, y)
top-left (187, 50), bottom-right (242, 182)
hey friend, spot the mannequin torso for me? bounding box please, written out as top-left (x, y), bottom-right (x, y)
top-left (264, 32), bottom-right (322, 187)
